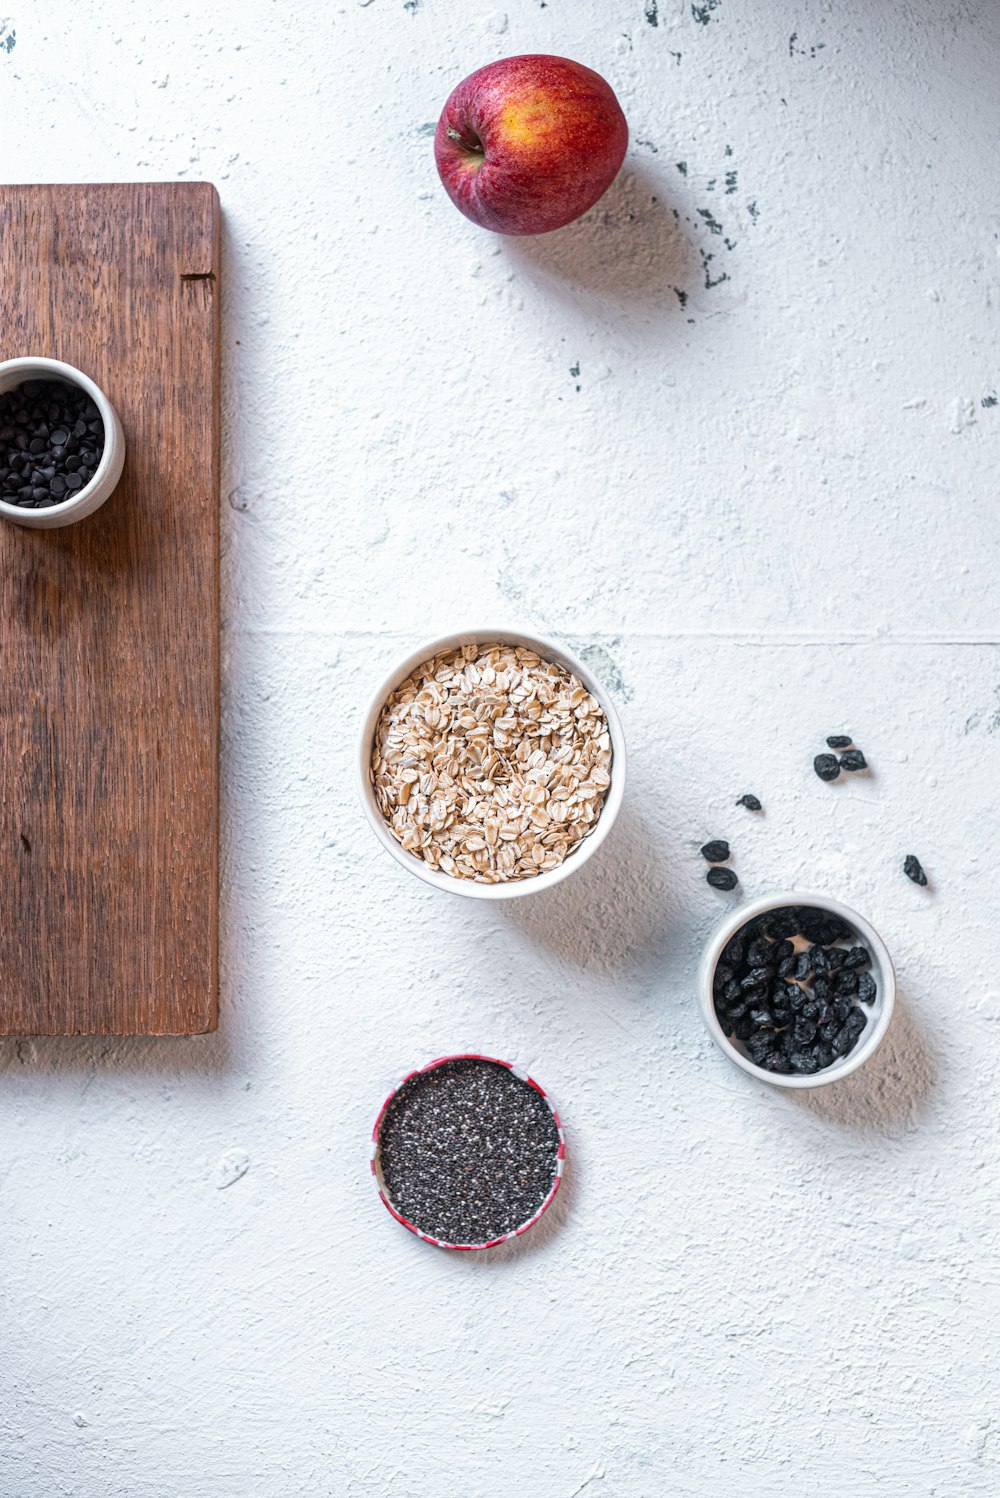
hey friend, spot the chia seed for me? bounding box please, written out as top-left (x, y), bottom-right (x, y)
top-left (376, 1058), bottom-right (561, 1245)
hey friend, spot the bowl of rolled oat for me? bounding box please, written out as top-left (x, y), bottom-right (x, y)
top-left (358, 629), bottom-right (626, 898)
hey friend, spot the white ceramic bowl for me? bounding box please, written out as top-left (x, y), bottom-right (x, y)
top-left (0, 356), bottom-right (126, 529)
top-left (698, 891), bottom-right (896, 1089)
top-left (357, 627), bottom-right (627, 900)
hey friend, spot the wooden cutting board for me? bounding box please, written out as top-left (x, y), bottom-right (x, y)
top-left (0, 183), bottom-right (220, 1034)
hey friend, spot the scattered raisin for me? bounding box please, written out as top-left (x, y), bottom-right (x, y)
top-left (735, 794), bottom-right (762, 811)
top-left (826, 735), bottom-right (852, 749)
top-left (839, 748), bottom-right (867, 772)
top-left (706, 867), bottom-right (738, 891)
top-left (700, 839), bottom-right (730, 863)
top-left (903, 854), bottom-right (927, 886)
top-left (813, 753), bottom-right (840, 782)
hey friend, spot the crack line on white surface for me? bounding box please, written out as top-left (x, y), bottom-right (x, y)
top-left (229, 628), bottom-right (1000, 646)
top-left (568, 1463), bottom-right (605, 1497)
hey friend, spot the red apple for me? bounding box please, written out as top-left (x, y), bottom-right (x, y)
top-left (434, 54), bottom-right (629, 236)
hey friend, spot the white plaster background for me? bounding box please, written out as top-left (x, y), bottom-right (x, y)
top-left (2, 1), bottom-right (1000, 1493)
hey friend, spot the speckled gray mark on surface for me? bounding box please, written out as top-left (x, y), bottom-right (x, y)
top-left (790, 31), bottom-right (826, 58)
top-left (573, 642), bottom-right (633, 702)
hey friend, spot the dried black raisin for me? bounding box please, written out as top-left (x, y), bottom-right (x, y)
top-left (826, 735), bottom-right (852, 749)
top-left (765, 909), bottom-right (800, 938)
top-left (746, 1033), bottom-right (773, 1063)
top-left (700, 839), bottom-right (730, 863)
top-left (845, 1008), bottom-right (867, 1039)
top-left (792, 1018), bottom-right (817, 1047)
top-left (813, 753), bottom-right (840, 782)
top-left (747, 937), bottom-right (772, 968)
top-left (903, 854), bottom-right (928, 886)
top-left (818, 917), bottom-right (852, 944)
top-left (842, 946), bottom-right (870, 970)
top-left (707, 867), bottom-right (738, 891)
top-left (722, 930), bottom-right (748, 966)
top-left (839, 748), bottom-right (867, 772)
top-left (736, 794), bottom-right (762, 811)
top-left (856, 972), bottom-right (876, 1004)
top-left (740, 969), bottom-right (768, 992)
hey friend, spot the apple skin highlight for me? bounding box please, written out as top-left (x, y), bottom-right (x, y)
top-left (434, 55), bottom-right (629, 237)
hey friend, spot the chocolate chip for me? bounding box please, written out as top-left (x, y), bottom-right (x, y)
top-left (0, 378), bottom-right (105, 509)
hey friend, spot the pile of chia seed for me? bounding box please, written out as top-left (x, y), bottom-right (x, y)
top-left (377, 1058), bottom-right (561, 1245)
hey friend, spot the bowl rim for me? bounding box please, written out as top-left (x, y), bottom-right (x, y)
top-left (698, 890), bottom-right (897, 1089)
top-left (356, 626), bottom-right (627, 900)
top-left (0, 355), bottom-right (124, 521)
top-left (370, 1052), bottom-right (567, 1250)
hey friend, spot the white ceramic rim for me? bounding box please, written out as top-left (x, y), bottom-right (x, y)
top-left (698, 891), bottom-right (896, 1089)
top-left (0, 356), bottom-right (126, 527)
top-left (356, 627), bottom-right (627, 900)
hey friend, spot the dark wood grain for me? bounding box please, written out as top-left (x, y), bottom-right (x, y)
top-left (0, 184), bottom-right (220, 1034)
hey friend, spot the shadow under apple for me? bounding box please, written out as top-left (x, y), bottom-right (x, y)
top-left (503, 164), bottom-right (696, 315)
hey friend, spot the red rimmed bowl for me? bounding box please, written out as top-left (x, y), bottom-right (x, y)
top-left (370, 1053), bottom-right (566, 1250)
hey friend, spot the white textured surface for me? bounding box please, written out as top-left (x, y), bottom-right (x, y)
top-left (3, 2), bottom-right (1000, 1493)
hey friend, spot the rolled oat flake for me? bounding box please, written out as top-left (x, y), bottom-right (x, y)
top-left (377, 1058), bottom-right (561, 1245)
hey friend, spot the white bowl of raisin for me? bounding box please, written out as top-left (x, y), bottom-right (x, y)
top-left (699, 893), bottom-right (896, 1088)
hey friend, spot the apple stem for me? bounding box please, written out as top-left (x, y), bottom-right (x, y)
top-left (447, 126), bottom-right (484, 154)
